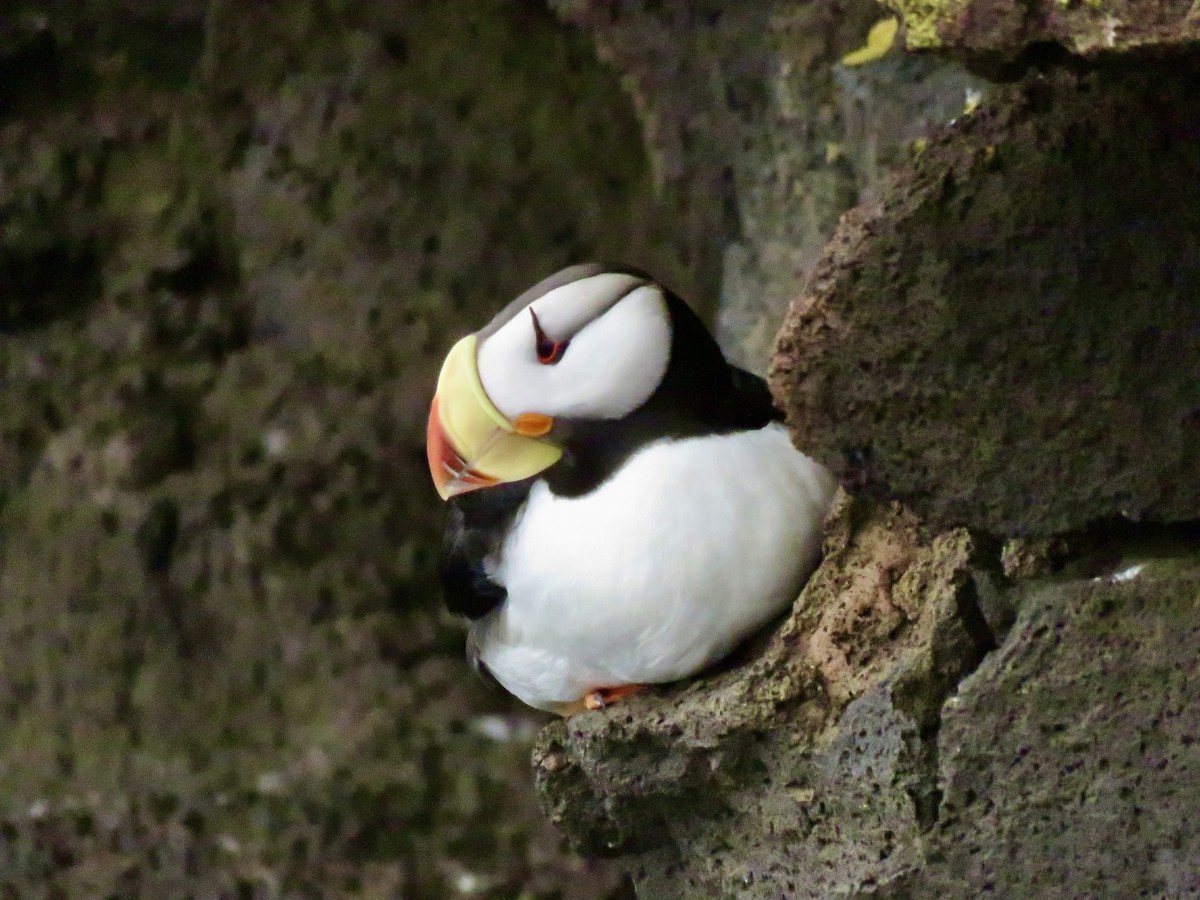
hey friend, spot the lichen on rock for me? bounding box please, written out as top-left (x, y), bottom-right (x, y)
top-left (882, 0), bottom-right (1200, 68)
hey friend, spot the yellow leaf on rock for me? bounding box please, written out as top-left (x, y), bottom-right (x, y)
top-left (841, 17), bottom-right (899, 66)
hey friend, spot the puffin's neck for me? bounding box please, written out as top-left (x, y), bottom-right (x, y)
top-left (543, 405), bottom-right (710, 498)
top-left (543, 293), bottom-right (757, 499)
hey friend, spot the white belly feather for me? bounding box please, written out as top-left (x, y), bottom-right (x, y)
top-left (470, 422), bottom-right (836, 712)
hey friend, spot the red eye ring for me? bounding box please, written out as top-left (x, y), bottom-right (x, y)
top-left (530, 309), bottom-right (570, 365)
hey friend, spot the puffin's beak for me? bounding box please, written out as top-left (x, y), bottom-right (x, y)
top-left (427, 335), bottom-right (563, 500)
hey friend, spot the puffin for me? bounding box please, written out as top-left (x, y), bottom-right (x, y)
top-left (426, 264), bottom-right (836, 715)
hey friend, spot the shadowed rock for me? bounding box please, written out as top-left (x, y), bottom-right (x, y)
top-left (771, 65), bottom-right (1200, 537)
top-left (551, 0), bottom-right (981, 371)
top-left (880, 546), bottom-right (1200, 896)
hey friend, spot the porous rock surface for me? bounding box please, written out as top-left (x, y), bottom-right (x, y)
top-left (535, 495), bottom-right (997, 897)
top-left (536, 501), bottom-right (1200, 897)
top-left (881, 547), bottom-right (1200, 896)
top-left (886, 0), bottom-right (1200, 66)
top-left (536, 30), bottom-right (1200, 898)
top-left (771, 64), bottom-right (1200, 537)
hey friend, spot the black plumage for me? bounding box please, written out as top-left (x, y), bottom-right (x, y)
top-left (441, 478), bottom-right (532, 620)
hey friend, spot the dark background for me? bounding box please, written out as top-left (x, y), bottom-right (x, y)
top-left (0, 0), bottom-right (979, 895)
top-left (0, 2), bottom-right (688, 895)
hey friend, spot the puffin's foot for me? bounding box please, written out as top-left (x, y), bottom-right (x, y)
top-left (584, 684), bottom-right (648, 711)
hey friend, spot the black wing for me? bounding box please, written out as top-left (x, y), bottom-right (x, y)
top-left (727, 364), bottom-right (783, 428)
top-left (440, 479), bottom-right (534, 620)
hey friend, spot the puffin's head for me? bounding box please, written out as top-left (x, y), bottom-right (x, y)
top-left (427, 264), bottom-right (671, 499)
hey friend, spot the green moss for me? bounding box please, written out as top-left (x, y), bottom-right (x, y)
top-left (888, 0), bottom-right (969, 49)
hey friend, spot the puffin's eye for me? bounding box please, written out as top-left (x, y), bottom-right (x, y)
top-left (530, 308), bottom-right (569, 365)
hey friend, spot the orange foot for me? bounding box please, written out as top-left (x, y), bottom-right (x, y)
top-left (584, 684), bottom-right (648, 711)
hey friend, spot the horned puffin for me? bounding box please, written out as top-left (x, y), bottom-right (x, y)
top-left (426, 264), bottom-right (836, 715)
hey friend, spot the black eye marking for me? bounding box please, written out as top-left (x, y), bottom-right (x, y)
top-left (530, 308), bottom-right (570, 365)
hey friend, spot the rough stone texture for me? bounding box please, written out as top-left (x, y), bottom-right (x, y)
top-left (531, 29), bottom-right (1200, 893)
top-left (771, 65), bottom-right (1200, 538)
top-left (886, 0), bottom-right (1200, 66)
top-left (552, 0), bottom-right (982, 371)
top-left (536, 509), bottom-right (1200, 897)
top-left (534, 496), bottom-right (997, 897)
top-left (881, 543), bottom-right (1200, 897)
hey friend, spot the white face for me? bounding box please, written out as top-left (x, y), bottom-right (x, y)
top-left (476, 271), bottom-right (672, 422)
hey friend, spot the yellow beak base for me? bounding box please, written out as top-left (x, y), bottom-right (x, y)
top-left (427, 335), bottom-right (563, 500)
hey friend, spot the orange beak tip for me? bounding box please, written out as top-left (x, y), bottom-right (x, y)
top-left (426, 396), bottom-right (451, 500)
top-left (426, 395), bottom-right (499, 500)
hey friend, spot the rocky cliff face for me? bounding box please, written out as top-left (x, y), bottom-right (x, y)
top-left (536, 4), bottom-right (1200, 897)
top-left (4, 0), bottom-right (1197, 896)
top-left (537, 500), bottom-right (1199, 896)
top-left (552, 0), bottom-right (981, 373)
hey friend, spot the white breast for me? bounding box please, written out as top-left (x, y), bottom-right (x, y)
top-left (470, 422), bottom-right (836, 712)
